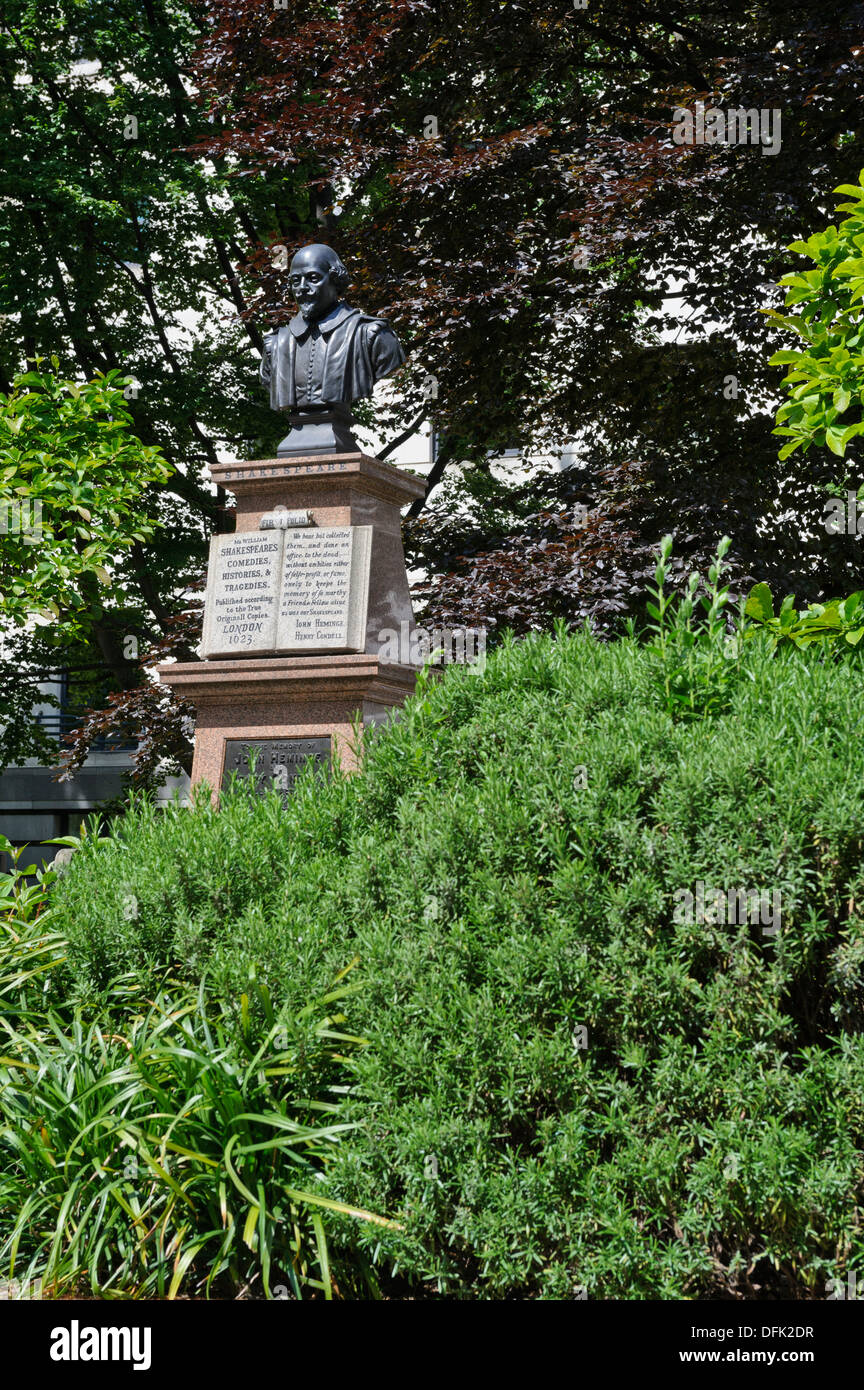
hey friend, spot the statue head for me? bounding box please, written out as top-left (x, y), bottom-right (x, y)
top-left (289, 244), bottom-right (350, 322)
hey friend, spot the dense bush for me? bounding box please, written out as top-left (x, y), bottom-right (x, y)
top-left (0, 846), bottom-right (392, 1299)
top-left (36, 627), bottom-right (864, 1299)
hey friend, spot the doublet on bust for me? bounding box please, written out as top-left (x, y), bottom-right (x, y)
top-left (260, 301), bottom-right (406, 410)
top-left (294, 322), bottom-right (323, 406)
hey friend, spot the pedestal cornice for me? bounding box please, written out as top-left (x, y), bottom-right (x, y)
top-left (210, 452), bottom-right (426, 509)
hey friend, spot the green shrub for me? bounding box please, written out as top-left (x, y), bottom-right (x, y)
top-left (0, 837), bottom-right (67, 1005)
top-left (0, 948), bottom-right (394, 1299)
top-left (641, 533), bottom-right (739, 719)
top-left (767, 169), bottom-right (864, 462)
top-left (37, 631), bottom-right (864, 1297)
top-left (744, 581), bottom-right (864, 654)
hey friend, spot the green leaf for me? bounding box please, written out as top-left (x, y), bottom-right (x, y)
top-left (242, 1204), bottom-right (260, 1251)
top-left (744, 583), bottom-right (774, 623)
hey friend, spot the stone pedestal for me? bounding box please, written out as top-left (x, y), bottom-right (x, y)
top-left (158, 452), bottom-right (425, 799)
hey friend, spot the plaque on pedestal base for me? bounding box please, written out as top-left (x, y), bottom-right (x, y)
top-left (222, 736), bottom-right (332, 801)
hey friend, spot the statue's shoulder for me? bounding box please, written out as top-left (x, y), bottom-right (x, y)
top-left (356, 311), bottom-right (398, 338)
top-left (262, 325), bottom-right (289, 349)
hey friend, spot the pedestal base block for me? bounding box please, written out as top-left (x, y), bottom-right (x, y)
top-left (159, 653), bottom-right (416, 798)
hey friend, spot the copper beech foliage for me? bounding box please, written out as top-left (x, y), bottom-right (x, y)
top-left (59, 611), bottom-right (200, 785)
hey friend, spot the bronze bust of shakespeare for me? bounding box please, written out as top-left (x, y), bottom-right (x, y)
top-left (260, 243), bottom-right (406, 455)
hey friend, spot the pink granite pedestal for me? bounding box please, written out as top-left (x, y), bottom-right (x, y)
top-left (158, 452), bottom-right (425, 799)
